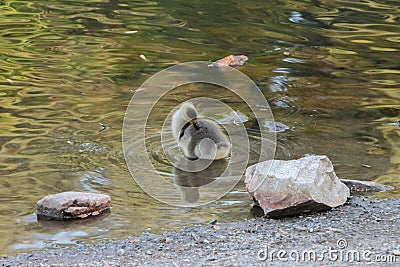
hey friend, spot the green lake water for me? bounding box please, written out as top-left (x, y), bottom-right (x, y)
top-left (0, 0), bottom-right (399, 256)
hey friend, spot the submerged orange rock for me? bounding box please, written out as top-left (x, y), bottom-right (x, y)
top-left (208, 55), bottom-right (248, 68)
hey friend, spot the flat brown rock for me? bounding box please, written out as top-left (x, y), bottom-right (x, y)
top-left (36, 191), bottom-right (111, 220)
top-left (340, 179), bottom-right (393, 194)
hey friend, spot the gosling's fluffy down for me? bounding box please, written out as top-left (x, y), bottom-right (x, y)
top-left (171, 102), bottom-right (231, 160)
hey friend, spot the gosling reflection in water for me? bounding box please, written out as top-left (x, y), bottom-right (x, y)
top-left (173, 159), bottom-right (228, 204)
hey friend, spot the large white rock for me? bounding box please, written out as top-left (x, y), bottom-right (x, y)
top-left (245, 155), bottom-right (350, 218)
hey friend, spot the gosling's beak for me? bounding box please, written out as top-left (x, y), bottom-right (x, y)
top-left (191, 118), bottom-right (200, 130)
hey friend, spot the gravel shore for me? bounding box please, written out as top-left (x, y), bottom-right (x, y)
top-left (1, 197), bottom-right (399, 267)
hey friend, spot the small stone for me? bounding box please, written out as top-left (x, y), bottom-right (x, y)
top-left (139, 54), bottom-right (147, 61)
top-left (393, 249), bottom-right (400, 256)
top-left (99, 123), bottom-right (109, 132)
top-left (208, 55), bottom-right (248, 68)
top-left (208, 219), bottom-right (218, 225)
top-left (219, 111), bottom-right (248, 125)
top-left (327, 227), bottom-right (342, 233)
top-left (264, 121), bottom-right (290, 133)
top-left (165, 237), bottom-right (173, 243)
top-left (191, 233), bottom-right (201, 242)
top-left (145, 250), bottom-right (152, 255)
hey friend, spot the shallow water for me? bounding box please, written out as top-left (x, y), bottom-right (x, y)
top-left (0, 0), bottom-right (399, 256)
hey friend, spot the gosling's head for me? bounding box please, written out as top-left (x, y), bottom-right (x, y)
top-left (180, 102), bottom-right (198, 121)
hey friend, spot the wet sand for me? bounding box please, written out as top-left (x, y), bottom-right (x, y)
top-left (1, 197), bottom-right (399, 267)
